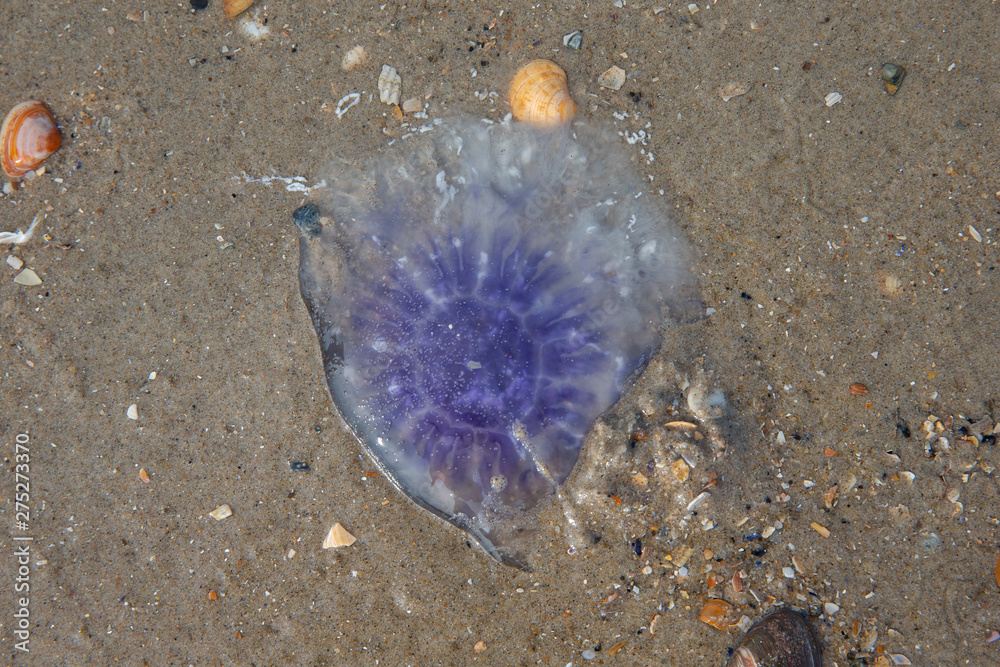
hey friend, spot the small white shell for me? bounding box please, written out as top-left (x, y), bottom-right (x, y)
top-left (378, 65), bottom-right (401, 106)
top-left (341, 45), bottom-right (366, 72)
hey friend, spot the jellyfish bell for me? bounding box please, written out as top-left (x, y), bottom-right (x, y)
top-left (293, 118), bottom-right (702, 567)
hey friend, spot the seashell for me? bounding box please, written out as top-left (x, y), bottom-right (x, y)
top-left (509, 60), bottom-right (576, 126)
top-left (341, 45), bottom-right (367, 72)
top-left (378, 64), bottom-right (401, 106)
top-left (699, 599), bottom-right (736, 630)
top-left (848, 382), bottom-right (869, 396)
top-left (562, 30), bottom-right (583, 51)
top-left (322, 522), bottom-right (356, 549)
top-left (1, 101), bottom-right (62, 179)
top-left (222, 0), bottom-right (254, 19)
top-left (727, 608), bottom-right (822, 667)
top-left (882, 63), bottom-right (906, 95)
top-left (597, 65), bottom-right (626, 91)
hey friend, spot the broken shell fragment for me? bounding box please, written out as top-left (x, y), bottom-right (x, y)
top-left (13, 268), bottom-right (41, 286)
top-left (222, 0), bottom-right (254, 19)
top-left (597, 65), bottom-right (626, 91)
top-left (509, 59), bottom-right (577, 126)
top-left (699, 599), bottom-right (735, 630)
top-left (720, 82), bottom-right (749, 102)
top-left (562, 30), bottom-right (583, 51)
top-left (341, 45), bottom-right (367, 72)
top-left (882, 63), bottom-right (906, 95)
top-left (378, 65), bottom-right (401, 106)
top-left (323, 522), bottom-right (357, 549)
top-left (209, 504), bottom-right (233, 520)
top-left (726, 608), bottom-right (822, 667)
top-left (401, 97), bottom-right (423, 114)
top-left (2, 101), bottom-right (62, 179)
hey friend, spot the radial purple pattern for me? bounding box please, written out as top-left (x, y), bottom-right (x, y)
top-left (294, 120), bottom-right (699, 567)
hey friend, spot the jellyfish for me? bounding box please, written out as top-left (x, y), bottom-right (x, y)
top-left (293, 119), bottom-right (699, 567)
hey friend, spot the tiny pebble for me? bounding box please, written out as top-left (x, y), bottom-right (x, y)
top-left (6, 255), bottom-right (23, 270)
top-left (582, 649), bottom-right (597, 660)
top-left (782, 567), bottom-right (796, 579)
top-left (824, 602), bottom-right (840, 616)
top-left (762, 526), bottom-right (775, 538)
top-left (642, 565), bottom-right (652, 575)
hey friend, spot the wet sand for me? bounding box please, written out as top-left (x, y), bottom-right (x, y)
top-left (2, 1), bottom-right (999, 665)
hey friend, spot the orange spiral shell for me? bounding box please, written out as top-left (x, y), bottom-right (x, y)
top-left (509, 60), bottom-right (577, 126)
top-left (2, 101), bottom-right (62, 179)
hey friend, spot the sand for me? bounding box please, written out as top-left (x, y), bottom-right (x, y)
top-left (2, 1), bottom-right (999, 665)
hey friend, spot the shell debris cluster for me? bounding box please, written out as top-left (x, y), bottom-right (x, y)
top-left (508, 59), bottom-right (576, 126)
top-left (1, 101), bottom-right (62, 179)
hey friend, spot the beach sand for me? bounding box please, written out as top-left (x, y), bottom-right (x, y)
top-left (2, 1), bottom-right (998, 664)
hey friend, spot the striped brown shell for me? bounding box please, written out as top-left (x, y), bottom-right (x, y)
top-left (1, 101), bottom-right (62, 179)
top-left (509, 60), bottom-right (577, 126)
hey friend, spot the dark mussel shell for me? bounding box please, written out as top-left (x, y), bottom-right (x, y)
top-left (881, 63), bottom-right (906, 95)
top-left (727, 608), bottom-right (822, 667)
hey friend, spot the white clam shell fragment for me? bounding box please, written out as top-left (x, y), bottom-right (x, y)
top-left (341, 45), bottom-right (366, 72)
top-left (13, 268), bottom-right (41, 285)
top-left (323, 522), bottom-right (357, 549)
top-left (597, 65), bottom-right (626, 91)
top-left (378, 65), bottom-right (401, 105)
